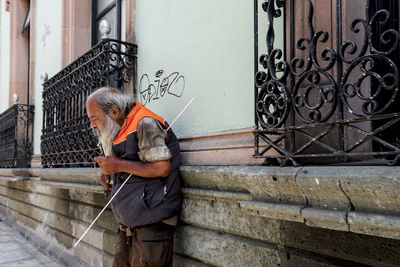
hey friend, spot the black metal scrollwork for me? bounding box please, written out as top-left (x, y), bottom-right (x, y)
top-left (41, 39), bottom-right (137, 167)
top-left (254, 0), bottom-right (400, 165)
top-left (341, 55), bottom-right (398, 116)
top-left (255, 0), bottom-right (289, 128)
top-left (293, 70), bottom-right (337, 123)
top-left (0, 105), bottom-right (34, 168)
top-left (340, 7), bottom-right (400, 117)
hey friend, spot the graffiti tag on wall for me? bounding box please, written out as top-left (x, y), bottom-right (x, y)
top-left (139, 70), bottom-right (185, 106)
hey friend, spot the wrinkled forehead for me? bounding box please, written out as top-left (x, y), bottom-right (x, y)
top-left (86, 98), bottom-right (105, 118)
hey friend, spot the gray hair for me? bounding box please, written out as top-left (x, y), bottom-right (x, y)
top-left (94, 87), bottom-right (135, 119)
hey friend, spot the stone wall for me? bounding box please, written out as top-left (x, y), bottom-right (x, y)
top-left (178, 166), bottom-right (400, 267)
top-left (0, 166), bottom-right (400, 266)
top-left (0, 169), bottom-right (114, 266)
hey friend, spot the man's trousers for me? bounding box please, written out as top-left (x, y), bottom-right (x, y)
top-left (112, 222), bottom-right (174, 267)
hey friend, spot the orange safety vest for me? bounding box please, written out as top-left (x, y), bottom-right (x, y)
top-left (113, 101), bottom-right (167, 145)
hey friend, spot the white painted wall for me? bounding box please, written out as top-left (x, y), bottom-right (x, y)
top-left (32, 0), bottom-right (62, 155)
top-left (0, 1), bottom-right (10, 113)
top-left (135, 0), bottom-right (256, 137)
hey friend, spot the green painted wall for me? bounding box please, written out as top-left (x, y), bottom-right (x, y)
top-left (135, 0), bottom-right (256, 137)
top-left (0, 1), bottom-right (10, 113)
top-left (28, 0), bottom-right (284, 152)
top-left (32, 0), bottom-right (62, 155)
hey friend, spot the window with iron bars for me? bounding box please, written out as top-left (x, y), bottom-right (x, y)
top-left (0, 105), bottom-right (34, 168)
top-left (254, 0), bottom-right (400, 166)
top-left (41, 39), bottom-right (137, 168)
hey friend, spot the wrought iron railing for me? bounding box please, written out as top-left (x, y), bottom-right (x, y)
top-left (0, 104), bottom-right (34, 168)
top-left (41, 39), bottom-right (137, 167)
top-left (254, 0), bottom-right (400, 165)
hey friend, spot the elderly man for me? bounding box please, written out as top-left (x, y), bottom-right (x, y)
top-left (86, 87), bottom-right (181, 267)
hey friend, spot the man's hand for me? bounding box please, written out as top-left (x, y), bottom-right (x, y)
top-left (95, 156), bottom-right (121, 175)
top-left (99, 171), bottom-right (110, 190)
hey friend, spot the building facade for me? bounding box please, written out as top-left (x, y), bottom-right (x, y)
top-left (0, 0), bottom-right (399, 266)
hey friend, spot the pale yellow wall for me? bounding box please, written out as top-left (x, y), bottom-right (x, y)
top-left (0, 1), bottom-right (10, 113)
top-left (32, 0), bottom-right (62, 155)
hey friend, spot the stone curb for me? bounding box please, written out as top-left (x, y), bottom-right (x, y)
top-left (239, 199), bottom-right (400, 240)
top-left (181, 165), bottom-right (400, 241)
top-left (0, 168), bottom-right (100, 183)
top-left (240, 200), bottom-right (304, 222)
top-left (0, 168), bottom-right (103, 192)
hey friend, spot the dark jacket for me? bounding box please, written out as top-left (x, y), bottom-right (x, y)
top-left (110, 101), bottom-right (181, 227)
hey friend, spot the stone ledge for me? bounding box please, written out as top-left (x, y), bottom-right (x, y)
top-left (236, 199), bottom-right (400, 240)
top-left (182, 183), bottom-right (400, 241)
top-left (302, 207), bottom-right (348, 231)
top-left (0, 169), bottom-right (31, 179)
top-left (30, 168), bottom-right (100, 184)
top-left (181, 166), bottom-right (400, 214)
top-left (37, 180), bottom-right (104, 193)
top-left (181, 166), bottom-right (306, 205)
top-left (0, 176), bottom-right (37, 182)
top-left (0, 168), bottom-right (100, 186)
top-left (0, 178), bottom-right (108, 207)
top-left (182, 187), bottom-right (251, 201)
top-left (1, 166), bottom-right (400, 241)
top-left (240, 200), bottom-right (304, 223)
top-left (348, 211), bottom-right (400, 240)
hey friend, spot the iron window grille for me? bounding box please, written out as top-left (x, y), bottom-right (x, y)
top-left (41, 38), bottom-right (137, 168)
top-left (254, 0), bottom-right (400, 166)
top-left (0, 104), bottom-right (34, 168)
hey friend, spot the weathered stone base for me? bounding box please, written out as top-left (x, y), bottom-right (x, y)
top-left (0, 166), bottom-right (399, 266)
top-left (0, 206), bottom-right (89, 267)
top-left (179, 166), bottom-right (400, 267)
top-left (0, 171), bottom-right (115, 267)
top-left (0, 169), bottom-right (209, 267)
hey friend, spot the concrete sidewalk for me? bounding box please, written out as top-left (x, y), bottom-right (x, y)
top-left (0, 220), bottom-right (60, 267)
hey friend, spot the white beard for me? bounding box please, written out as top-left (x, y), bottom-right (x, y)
top-left (93, 115), bottom-right (121, 156)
